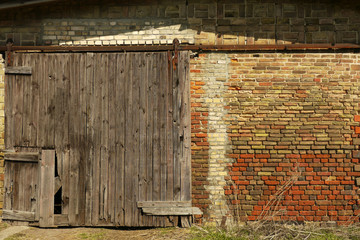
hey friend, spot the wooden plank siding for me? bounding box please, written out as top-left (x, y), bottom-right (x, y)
top-left (4, 51), bottom-right (192, 227)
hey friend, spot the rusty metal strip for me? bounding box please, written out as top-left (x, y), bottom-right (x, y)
top-left (0, 43), bottom-right (359, 53)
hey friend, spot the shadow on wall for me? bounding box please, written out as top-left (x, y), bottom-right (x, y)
top-left (0, 0), bottom-right (360, 46)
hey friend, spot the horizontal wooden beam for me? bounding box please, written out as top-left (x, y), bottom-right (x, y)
top-left (5, 152), bottom-right (40, 163)
top-left (137, 201), bottom-right (192, 208)
top-left (5, 66), bottom-right (32, 75)
top-left (2, 209), bottom-right (36, 221)
top-left (142, 207), bottom-right (202, 216)
top-left (0, 43), bottom-right (359, 53)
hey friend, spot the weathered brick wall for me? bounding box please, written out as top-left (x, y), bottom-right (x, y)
top-left (0, 0), bottom-right (360, 46)
top-left (191, 52), bottom-right (360, 224)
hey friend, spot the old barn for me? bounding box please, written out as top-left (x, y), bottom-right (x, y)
top-left (0, 0), bottom-right (360, 227)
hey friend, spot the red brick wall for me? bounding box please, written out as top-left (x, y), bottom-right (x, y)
top-left (191, 52), bottom-right (360, 224)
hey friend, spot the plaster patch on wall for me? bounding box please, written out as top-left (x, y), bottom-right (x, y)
top-left (203, 54), bottom-right (232, 223)
top-left (42, 19), bottom-right (196, 45)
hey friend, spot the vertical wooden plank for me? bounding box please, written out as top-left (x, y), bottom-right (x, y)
top-left (5, 73), bottom-right (14, 149)
top-left (45, 54), bottom-right (56, 148)
top-left (61, 55), bottom-right (71, 216)
top-left (124, 53), bottom-right (133, 227)
top-left (91, 53), bottom-right (102, 226)
top-left (3, 162), bottom-right (12, 211)
top-left (179, 52), bottom-right (191, 202)
top-left (108, 53), bottom-right (116, 223)
top-left (37, 53), bottom-right (47, 147)
top-left (115, 53), bottom-right (125, 226)
top-left (85, 52), bottom-right (95, 225)
top-left (39, 150), bottom-right (55, 228)
top-left (78, 53), bottom-right (87, 225)
top-left (100, 53), bottom-right (109, 222)
top-left (21, 54), bottom-right (30, 146)
top-left (138, 53), bottom-right (148, 226)
top-left (132, 53), bottom-right (140, 227)
top-left (152, 53), bottom-right (162, 227)
top-left (68, 54), bottom-right (80, 226)
top-left (29, 54), bottom-right (40, 147)
top-left (159, 53), bottom-right (167, 203)
top-left (13, 55), bottom-right (24, 147)
top-left (54, 54), bottom-right (66, 152)
top-left (145, 53), bottom-right (154, 226)
top-left (30, 163), bottom-right (38, 214)
top-left (173, 52), bottom-right (181, 202)
top-left (152, 53), bottom-right (160, 203)
top-left (166, 51), bottom-right (174, 203)
top-left (62, 150), bottom-right (70, 215)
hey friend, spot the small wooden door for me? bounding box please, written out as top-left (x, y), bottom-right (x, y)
top-left (3, 149), bottom-right (55, 227)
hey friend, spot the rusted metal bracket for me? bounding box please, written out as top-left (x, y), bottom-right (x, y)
top-left (172, 38), bottom-right (180, 70)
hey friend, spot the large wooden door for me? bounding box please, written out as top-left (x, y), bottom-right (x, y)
top-left (4, 51), bottom-right (196, 227)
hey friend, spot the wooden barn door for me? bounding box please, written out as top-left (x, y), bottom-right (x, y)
top-left (4, 51), bottom-right (196, 227)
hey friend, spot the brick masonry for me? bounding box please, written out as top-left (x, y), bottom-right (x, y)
top-left (191, 52), bottom-right (360, 224)
top-left (1, 0), bottom-right (360, 46)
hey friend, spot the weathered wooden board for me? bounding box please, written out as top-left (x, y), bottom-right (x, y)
top-left (4, 152), bottom-right (39, 162)
top-left (39, 150), bottom-right (55, 227)
top-left (5, 51), bottom-right (193, 227)
top-left (5, 66), bottom-right (32, 75)
top-left (2, 210), bottom-right (35, 221)
top-left (142, 207), bottom-right (203, 216)
top-left (137, 201), bottom-right (192, 208)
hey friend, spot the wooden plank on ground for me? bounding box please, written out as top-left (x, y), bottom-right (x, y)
top-left (137, 201), bottom-right (192, 208)
top-left (5, 66), bottom-right (32, 75)
top-left (39, 150), bottom-right (55, 227)
top-left (2, 210), bottom-right (35, 221)
top-left (141, 207), bottom-right (202, 216)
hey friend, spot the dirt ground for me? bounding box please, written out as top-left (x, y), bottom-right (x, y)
top-left (0, 223), bottom-right (192, 240)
